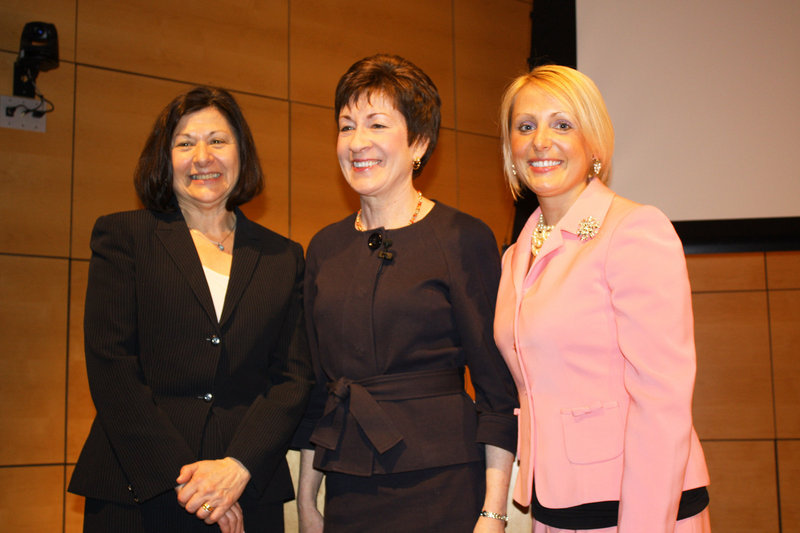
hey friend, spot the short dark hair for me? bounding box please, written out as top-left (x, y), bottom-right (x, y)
top-left (335, 54), bottom-right (441, 178)
top-left (134, 86), bottom-right (264, 212)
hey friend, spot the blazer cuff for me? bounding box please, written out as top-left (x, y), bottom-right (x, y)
top-left (476, 412), bottom-right (518, 453)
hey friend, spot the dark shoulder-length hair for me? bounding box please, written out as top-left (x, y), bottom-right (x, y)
top-left (335, 54), bottom-right (441, 178)
top-left (134, 86), bottom-right (264, 212)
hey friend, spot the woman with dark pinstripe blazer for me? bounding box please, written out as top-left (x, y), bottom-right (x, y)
top-left (68, 87), bottom-right (314, 533)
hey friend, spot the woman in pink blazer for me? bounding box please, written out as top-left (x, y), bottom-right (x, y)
top-left (493, 65), bottom-right (710, 532)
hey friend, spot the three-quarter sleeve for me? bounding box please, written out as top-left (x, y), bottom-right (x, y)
top-left (442, 218), bottom-right (518, 453)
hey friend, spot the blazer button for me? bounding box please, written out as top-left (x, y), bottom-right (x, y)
top-left (127, 484), bottom-right (139, 503)
top-left (203, 393), bottom-right (213, 402)
top-left (207, 335), bottom-right (221, 345)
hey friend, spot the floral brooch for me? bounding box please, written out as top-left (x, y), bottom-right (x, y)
top-left (577, 216), bottom-right (600, 241)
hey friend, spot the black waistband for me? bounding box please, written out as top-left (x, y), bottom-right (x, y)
top-left (532, 483), bottom-right (709, 529)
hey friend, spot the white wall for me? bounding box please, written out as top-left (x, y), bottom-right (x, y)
top-left (577, 0), bottom-right (800, 221)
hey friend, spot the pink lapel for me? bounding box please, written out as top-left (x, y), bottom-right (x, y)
top-left (510, 179), bottom-right (616, 298)
top-left (557, 178), bottom-right (615, 242)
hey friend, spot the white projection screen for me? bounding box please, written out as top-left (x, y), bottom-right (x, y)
top-left (575, 1), bottom-right (800, 223)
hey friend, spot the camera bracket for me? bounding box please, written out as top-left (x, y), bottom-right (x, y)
top-left (13, 62), bottom-right (38, 98)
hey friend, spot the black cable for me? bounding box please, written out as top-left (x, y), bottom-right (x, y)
top-left (6, 67), bottom-right (55, 118)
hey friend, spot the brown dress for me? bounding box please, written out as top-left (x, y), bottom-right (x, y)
top-left (295, 203), bottom-right (517, 532)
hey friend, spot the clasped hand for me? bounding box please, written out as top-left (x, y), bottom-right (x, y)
top-left (175, 456), bottom-right (250, 533)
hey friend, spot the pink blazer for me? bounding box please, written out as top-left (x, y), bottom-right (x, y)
top-left (494, 179), bottom-right (709, 532)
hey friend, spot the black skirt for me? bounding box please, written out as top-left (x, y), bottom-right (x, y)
top-left (323, 461), bottom-right (484, 533)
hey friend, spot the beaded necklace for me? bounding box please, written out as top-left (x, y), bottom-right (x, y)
top-left (530, 214), bottom-right (554, 257)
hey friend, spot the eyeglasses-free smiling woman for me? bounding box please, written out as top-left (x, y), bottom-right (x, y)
top-left (69, 86), bottom-right (313, 533)
top-left (293, 54), bottom-right (518, 533)
top-left (494, 65), bottom-right (711, 532)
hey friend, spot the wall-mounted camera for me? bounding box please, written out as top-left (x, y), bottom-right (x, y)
top-left (14, 21), bottom-right (59, 98)
top-left (2, 22), bottom-right (59, 132)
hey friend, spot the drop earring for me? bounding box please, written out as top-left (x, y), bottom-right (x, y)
top-left (590, 158), bottom-right (602, 178)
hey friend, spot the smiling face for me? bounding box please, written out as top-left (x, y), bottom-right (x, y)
top-left (336, 92), bottom-right (427, 200)
top-left (510, 84), bottom-right (593, 211)
top-left (171, 106), bottom-right (240, 213)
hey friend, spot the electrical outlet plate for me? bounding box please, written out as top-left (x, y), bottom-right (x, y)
top-left (1, 95), bottom-right (47, 132)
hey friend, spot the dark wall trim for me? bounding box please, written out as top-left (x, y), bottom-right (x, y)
top-left (529, 0), bottom-right (576, 69)
top-left (673, 217), bottom-right (800, 254)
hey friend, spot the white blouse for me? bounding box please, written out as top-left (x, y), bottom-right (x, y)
top-left (202, 265), bottom-right (230, 322)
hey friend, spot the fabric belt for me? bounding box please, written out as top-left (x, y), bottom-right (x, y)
top-left (310, 367), bottom-right (464, 455)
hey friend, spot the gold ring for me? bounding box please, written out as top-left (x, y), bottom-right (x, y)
top-left (202, 502), bottom-right (214, 513)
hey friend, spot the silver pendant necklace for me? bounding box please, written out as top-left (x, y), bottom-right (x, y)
top-left (192, 223), bottom-right (236, 251)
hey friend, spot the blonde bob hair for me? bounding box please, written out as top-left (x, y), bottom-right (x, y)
top-left (499, 64), bottom-right (614, 199)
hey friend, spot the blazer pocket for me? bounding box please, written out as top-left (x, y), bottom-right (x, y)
top-left (560, 401), bottom-right (623, 465)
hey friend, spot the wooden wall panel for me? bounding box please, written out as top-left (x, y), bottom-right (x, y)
top-left (457, 132), bottom-right (515, 245)
top-left (0, 52), bottom-right (75, 257)
top-left (76, 0), bottom-right (288, 98)
top-left (692, 292), bottom-right (773, 439)
top-left (778, 441), bottom-right (800, 532)
top-left (703, 440), bottom-right (780, 532)
top-left (0, 466), bottom-right (65, 533)
top-left (686, 252), bottom-right (766, 292)
top-left (766, 251), bottom-right (800, 289)
top-left (0, 256), bottom-right (68, 464)
top-left (770, 290), bottom-right (800, 438)
top-left (454, 0), bottom-right (532, 136)
top-left (289, 0), bottom-right (456, 128)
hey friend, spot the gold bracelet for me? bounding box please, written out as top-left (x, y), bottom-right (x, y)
top-left (480, 510), bottom-right (509, 523)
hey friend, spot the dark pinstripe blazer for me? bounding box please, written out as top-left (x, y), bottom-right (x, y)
top-left (68, 207), bottom-right (313, 509)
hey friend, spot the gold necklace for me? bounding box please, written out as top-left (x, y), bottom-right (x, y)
top-left (354, 190), bottom-right (424, 232)
top-left (530, 214), bottom-right (554, 257)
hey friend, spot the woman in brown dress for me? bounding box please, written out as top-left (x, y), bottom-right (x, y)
top-left (294, 54), bottom-right (518, 533)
